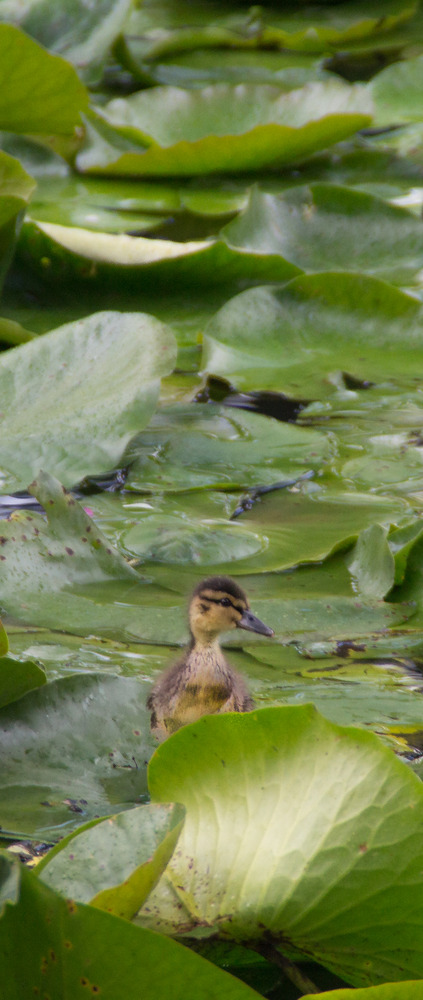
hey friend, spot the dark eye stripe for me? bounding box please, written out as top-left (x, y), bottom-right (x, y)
top-left (199, 591), bottom-right (245, 612)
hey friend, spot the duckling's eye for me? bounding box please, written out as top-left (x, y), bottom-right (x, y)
top-left (220, 597), bottom-right (231, 607)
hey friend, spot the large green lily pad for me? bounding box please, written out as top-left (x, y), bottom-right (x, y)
top-left (0, 23), bottom-right (88, 134)
top-left (0, 859), bottom-right (262, 1000)
top-left (77, 80), bottom-right (372, 176)
top-left (0, 671), bottom-right (152, 838)
top-left (0, 0), bottom-right (132, 85)
top-left (202, 274), bottom-right (423, 397)
top-left (39, 802), bottom-right (183, 918)
top-left (126, 404), bottom-right (332, 492)
top-left (17, 217), bottom-right (299, 290)
top-left (128, 1), bottom-right (416, 59)
top-left (223, 184), bottom-right (423, 285)
top-left (140, 705), bottom-right (423, 987)
top-left (0, 310), bottom-right (176, 489)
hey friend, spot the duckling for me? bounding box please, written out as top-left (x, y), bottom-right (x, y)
top-left (147, 575), bottom-right (274, 739)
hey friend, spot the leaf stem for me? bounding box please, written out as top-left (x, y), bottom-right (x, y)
top-left (253, 941), bottom-right (321, 995)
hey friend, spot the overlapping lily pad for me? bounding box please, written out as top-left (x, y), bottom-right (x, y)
top-left (39, 803), bottom-right (183, 915)
top-left (17, 217), bottom-right (299, 291)
top-left (0, 859), bottom-right (261, 1000)
top-left (0, 23), bottom-right (88, 134)
top-left (0, 671), bottom-right (151, 838)
top-left (140, 705), bottom-right (423, 987)
top-left (0, 310), bottom-right (176, 489)
top-left (202, 274), bottom-right (423, 396)
top-left (128, 1), bottom-right (416, 59)
top-left (0, 0), bottom-right (132, 85)
top-left (223, 183), bottom-right (423, 285)
top-left (77, 80), bottom-right (373, 176)
top-left (0, 151), bottom-right (35, 293)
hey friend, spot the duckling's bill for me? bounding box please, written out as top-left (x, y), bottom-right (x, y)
top-left (237, 609), bottom-right (274, 637)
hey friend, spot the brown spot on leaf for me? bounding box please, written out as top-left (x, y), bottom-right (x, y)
top-left (359, 843), bottom-right (368, 853)
top-left (65, 547), bottom-right (74, 556)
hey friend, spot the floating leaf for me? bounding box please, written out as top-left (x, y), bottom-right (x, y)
top-left (126, 404), bottom-right (331, 492)
top-left (40, 802), bottom-right (183, 919)
top-left (371, 53), bottom-right (423, 127)
top-left (346, 524), bottom-right (395, 599)
top-left (17, 217), bottom-right (298, 291)
top-left (0, 0), bottom-right (133, 86)
top-left (0, 150), bottom-right (35, 293)
top-left (0, 859), bottom-right (261, 1000)
top-left (141, 705), bottom-right (423, 987)
top-left (0, 653), bottom-right (46, 710)
top-left (202, 274), bottom-right (423, 397)
top-left (128, 0), bottom-right (416, 59)
top-left (0, 311), bottom-right (177, 489)
top-left (0, 672), bottom-right (152, 838)
top-left (0, 23), bottom-right (88, 134)
top-left (77, 80), bottom-right (372, 176)
top-left (223, 184), bottom-right (423, 285)
top-left (303, 983), bottom-right (423, 1000)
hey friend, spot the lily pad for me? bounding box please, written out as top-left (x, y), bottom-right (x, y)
top-left (126, 404), bottom-right (332, 492)
top-left (223, 184), bottom-right (423, 285)
top-left (0, 150), bottom-right (35, 293)
top-left (0, 0), bottom-right (133, 86)
top-left (0, 859), bottom-right (262, 1000)
top-left (128, 1), bottom-right (416, 59)
top-left (0, 671), bottom-right (152, 838)
top-left (303, 985), bottom-right (423, 1000)
top-left (0, 653), bottom-right (46, 709)
top-left (17, 217), bottom-right (299, 291)
top-left (141, 705), bottom-right (423, 987)
top-left (39, 802), bottom-right (183, 916)
top-left (0, 310), bottom-right (177, 490)
top-left (0, 23), bottom-right (88, 134)
top-left (202, 274), bottom-right (423, 397)
top-left (77, 80), bottom-right (373, 176)
top-left (371, 53), bottom-right (423, 127)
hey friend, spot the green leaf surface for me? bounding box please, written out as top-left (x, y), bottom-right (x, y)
top-left (223, 183), bottom-right (423, 285)
top-left (303, 985), bottom-right (423, 1000)
top-left (0, 653), bottom-right (46, 709)
top-left (0, 0), bottom-right (133, 85)
top-left (142, 705), bottom-right (423, 987)
top-left (77, 81), bottom-right (372, 176)
top-left (40, 802), bottom-right (183, 917)
top-left (0, 672), bottom-right (152, 838)
top-left (202, 274), bottom-right (423, 397)
top-left (346, 524), bottom-right (396, 599)
top-left (371, 54), bottom-right (423, 127)
top-left (129, 1), bottom-right (416, 58)
top-left (0, 150), bottom-right (35, 292)
top-left (126, 404), bottom-right (331, 492)
top-left (17, 217), bottom-right (299, 290)
top-left (0, 470), bottom-right (144, 632)
top-left (0, 860), bottom-right (262, 1000)
top-left (0, 310), bottom-right (176, 489)
top-left (0, 23), bottom-right (88, 134)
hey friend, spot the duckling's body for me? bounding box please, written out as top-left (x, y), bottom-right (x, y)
top-left (147, 576), bottom-right (274, 739)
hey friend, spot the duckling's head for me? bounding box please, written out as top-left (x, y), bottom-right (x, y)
top-left (189, 575), bottom-right (274, 644)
